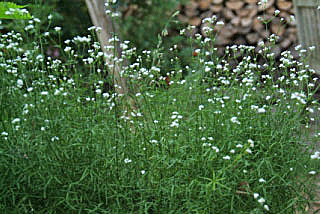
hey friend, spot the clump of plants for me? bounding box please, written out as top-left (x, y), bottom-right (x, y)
top-left (0, 1), bottom-right (320, 213)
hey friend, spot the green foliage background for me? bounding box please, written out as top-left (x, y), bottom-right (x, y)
top-left (1, 0), bottom-right (191, 73)
top-left (2, 0), bottom-right (187, 48)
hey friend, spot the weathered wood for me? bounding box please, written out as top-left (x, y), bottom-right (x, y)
top-left (86, 0), bottom-right (137, 112)
top-left (293, 0), bottom-right (320, 73)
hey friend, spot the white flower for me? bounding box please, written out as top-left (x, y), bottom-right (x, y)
top-left (257, 108), bottom-right (266, 113)
top-left (309, 171), bottom-right (316, 175)
top-left (230, 117), bottom-right (240, 124)
top-left (216, 21), bottom-right (224, 26)
top-left (246, 148), bottom-right (252, 154)
top-left (1, 131), bottom-right (8, 136)
top-left (264, 204), bottom-right (270, 211)
top-left (48, 14), bottom-right (53, 20)
top-left (290, 15), bottom-right (295, 23)
top-left (141, 170), bottom-right (146, 175)
top-left (259, 178), bottom-right (266, 183)
top-left (124, 158), bottom-right (132, 163)
top-left (33, 18), bottom-right (40, 23)
top-left (212, 146), bottom-right (219, 153)
top-left (51, 136), bottom-right (59, 142)
top-left (223, 155), bottom-right (230, 160)
top-left (41, 91), bottom-right (48, 95)
top-left (311, 152), bottom-right (320, 159)
top-left (253, 193), bottom-right (259, 199)
top-left (12, 118), bottom-right (20, 124)
top-left (64, 46), bottom-right (72, 52)
top-left (248, 139), bottom-right (254, 147)
top-left (54, 26), bottom-right (61, 32)
top-left (17, 79), bottom-right (23, 88)
top-left (198, 105), bottom-right (204, 111)
top-left (150, 140), bottom-right (158, 144)
top-left (258, 197), bottom-right (265, 204)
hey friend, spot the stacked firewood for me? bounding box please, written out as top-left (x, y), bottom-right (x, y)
top-left (177, 0), bottom-right (297, 57)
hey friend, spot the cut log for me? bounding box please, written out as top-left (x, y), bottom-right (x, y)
top-left (246, 32), bottom-right (260, 44)
top-left (244, 0), bottom-right (258, 4)
top-left (222, 8), bottom-right (235, 20)
top-left (189, 16), bottom-right (202, 26)
top-left (271, 18), bottom-right (285, 36)
top-left (215, 35), bottom-right (232, 46)
top-left (236, 26), bottom-right (251, 34)
top-left (199, 0), bottom-right (211, 11)
top-left (231, 16), bottom-right (241, 26)
top-left (185, 1), bottom-right (199, 17)
top-left (253, 17), bottom-right (264, 32)
top-left (280, 38), bottom-right (292, 49)
top-left (226, 1), bottom-right (245, 10)
top-left (258, 0), bottom-right (275, 11)
top-left (287, 27), bottom-right (298, 42)
top-left (236, 4), bottom-right (258, 18)
top-left (210, 4), bottom-right (223, 13)
top-left (178, 14), bottom-right (189, 23)
top-left (200, 10), bottom-right (213, 19)
top-left (266, 6), bottom-right (276, 15)
top-left (212, 0), bottom-right (224, 4)
top-left (234, 36), bottom-right (247, 45)
top-left (276, 0), bottom-right (293, 11)
top-left (258, 30), bottom-right (270, 39)
top-left (219, 23), bottom-right (236, 38)
top-left (271, 45), bottom-right (282, 58)
top-left (241, 17), bottom-right (253, 27)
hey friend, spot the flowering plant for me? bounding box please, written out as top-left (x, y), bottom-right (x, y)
top-left (0, 2), bottom-right (31, 20)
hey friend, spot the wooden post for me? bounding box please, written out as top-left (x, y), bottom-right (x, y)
top-left (85, 0), bottom-right (137, 111)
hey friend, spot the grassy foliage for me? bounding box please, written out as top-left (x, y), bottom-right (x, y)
top-left (1, 3), bottom-right (320, 214)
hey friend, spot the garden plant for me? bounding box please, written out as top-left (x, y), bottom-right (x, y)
top-left (0, 0), bottom-right (320, 213)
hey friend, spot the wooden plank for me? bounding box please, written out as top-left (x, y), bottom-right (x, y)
top-left (293, 0), bottom-right (320, 73)
top-left (294, 0), bottom-right (319, 7)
